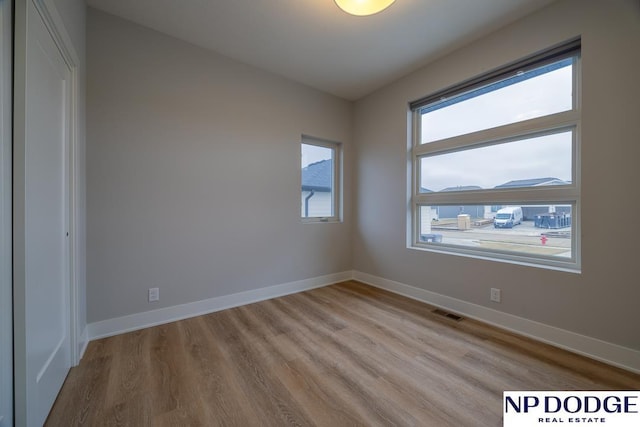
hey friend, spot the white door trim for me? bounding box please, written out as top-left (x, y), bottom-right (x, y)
top-left (31, 0), bottom-right (81, 367)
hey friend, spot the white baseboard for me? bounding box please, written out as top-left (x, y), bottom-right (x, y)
top-left (85, 269), bottom-right (640, 374)
top-left (87, 271), bottom-right (353, 341)
top-left (352, 270), bottom-right (640, 374)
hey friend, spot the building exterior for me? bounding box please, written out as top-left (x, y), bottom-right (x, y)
top-left (420, 178), bottom-right (572, 234)
top-left (301, 159), bottom-right (332, 217)
top-left (494, 178), bottom-right (571, 220)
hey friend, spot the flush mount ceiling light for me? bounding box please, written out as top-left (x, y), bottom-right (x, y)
top-left (334, 0), bottom-right (396, 16)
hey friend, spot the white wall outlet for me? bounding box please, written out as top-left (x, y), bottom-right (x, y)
top-left (490, 288), bottom-right (501, 303)
top-left (148, 287), bottom-right (159, 302)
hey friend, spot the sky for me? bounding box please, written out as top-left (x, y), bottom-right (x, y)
top-left (301, 143), bottom-right (332, 168)
top-left (299, 62), bottom-right (574, 190)
top-left (421, 131), bottom-right (572, 191)
top-left (420, 64), bottom-right (573, 191)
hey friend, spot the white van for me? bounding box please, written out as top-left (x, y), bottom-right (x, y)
top-left (494, 206), bottom-right (523, 228)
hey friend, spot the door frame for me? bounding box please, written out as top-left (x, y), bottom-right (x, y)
top-left (13, 0), bottom-right (80, 424)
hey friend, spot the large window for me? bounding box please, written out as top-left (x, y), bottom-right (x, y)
top-left (301, 136), bottom-right (341, 222)
top-left (410, 40), bottom-right (581, 270)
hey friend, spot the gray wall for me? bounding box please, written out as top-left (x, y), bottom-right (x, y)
top-left (353, 0), bottom-right (640, 351)
top-left (86, 9), bottom-right (353, 323)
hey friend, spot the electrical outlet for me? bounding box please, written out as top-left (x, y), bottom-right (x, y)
top-left (148, 287), bottom-right (159, 302)
top-left (490, 288), bottom-right (501, 303)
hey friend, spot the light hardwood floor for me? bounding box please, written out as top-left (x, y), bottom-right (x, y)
top-left (46, 281), bottom-right (640, 426)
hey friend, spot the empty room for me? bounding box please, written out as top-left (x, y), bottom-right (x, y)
top-left (3, 0), bottom-right (640, 426)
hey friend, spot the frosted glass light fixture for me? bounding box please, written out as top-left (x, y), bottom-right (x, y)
top-left (334, 0), bottom-right (396, 16)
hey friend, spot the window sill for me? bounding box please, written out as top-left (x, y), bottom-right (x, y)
top-left (301, 217), bottom-right (341, 224)
top-left (408, 243), bottom-right (581, 274)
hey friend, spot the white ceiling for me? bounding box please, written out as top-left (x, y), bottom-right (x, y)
top-left (85, 0), bottom-right (557, 100)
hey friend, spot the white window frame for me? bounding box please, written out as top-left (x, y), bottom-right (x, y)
top-left (409, 41), bottom-right (581, 272)
top-left (301, 135), bottom-right (342, 223)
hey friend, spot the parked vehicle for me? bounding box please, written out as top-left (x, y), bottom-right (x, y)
top-left (494, 206), bottom-right (523, 228)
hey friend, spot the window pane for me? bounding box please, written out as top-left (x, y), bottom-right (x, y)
top-left (419, 204), bottom-right (572, 259)
top-left (419, 131), bottom-right (572, 193)
top-left (420, 59), bottom-right (573, 144)
top-left (301, 143), bottom-right (334, 218)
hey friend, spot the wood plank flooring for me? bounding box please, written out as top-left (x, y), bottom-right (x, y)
top-left (46, 281), bottom-right (640, 426)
